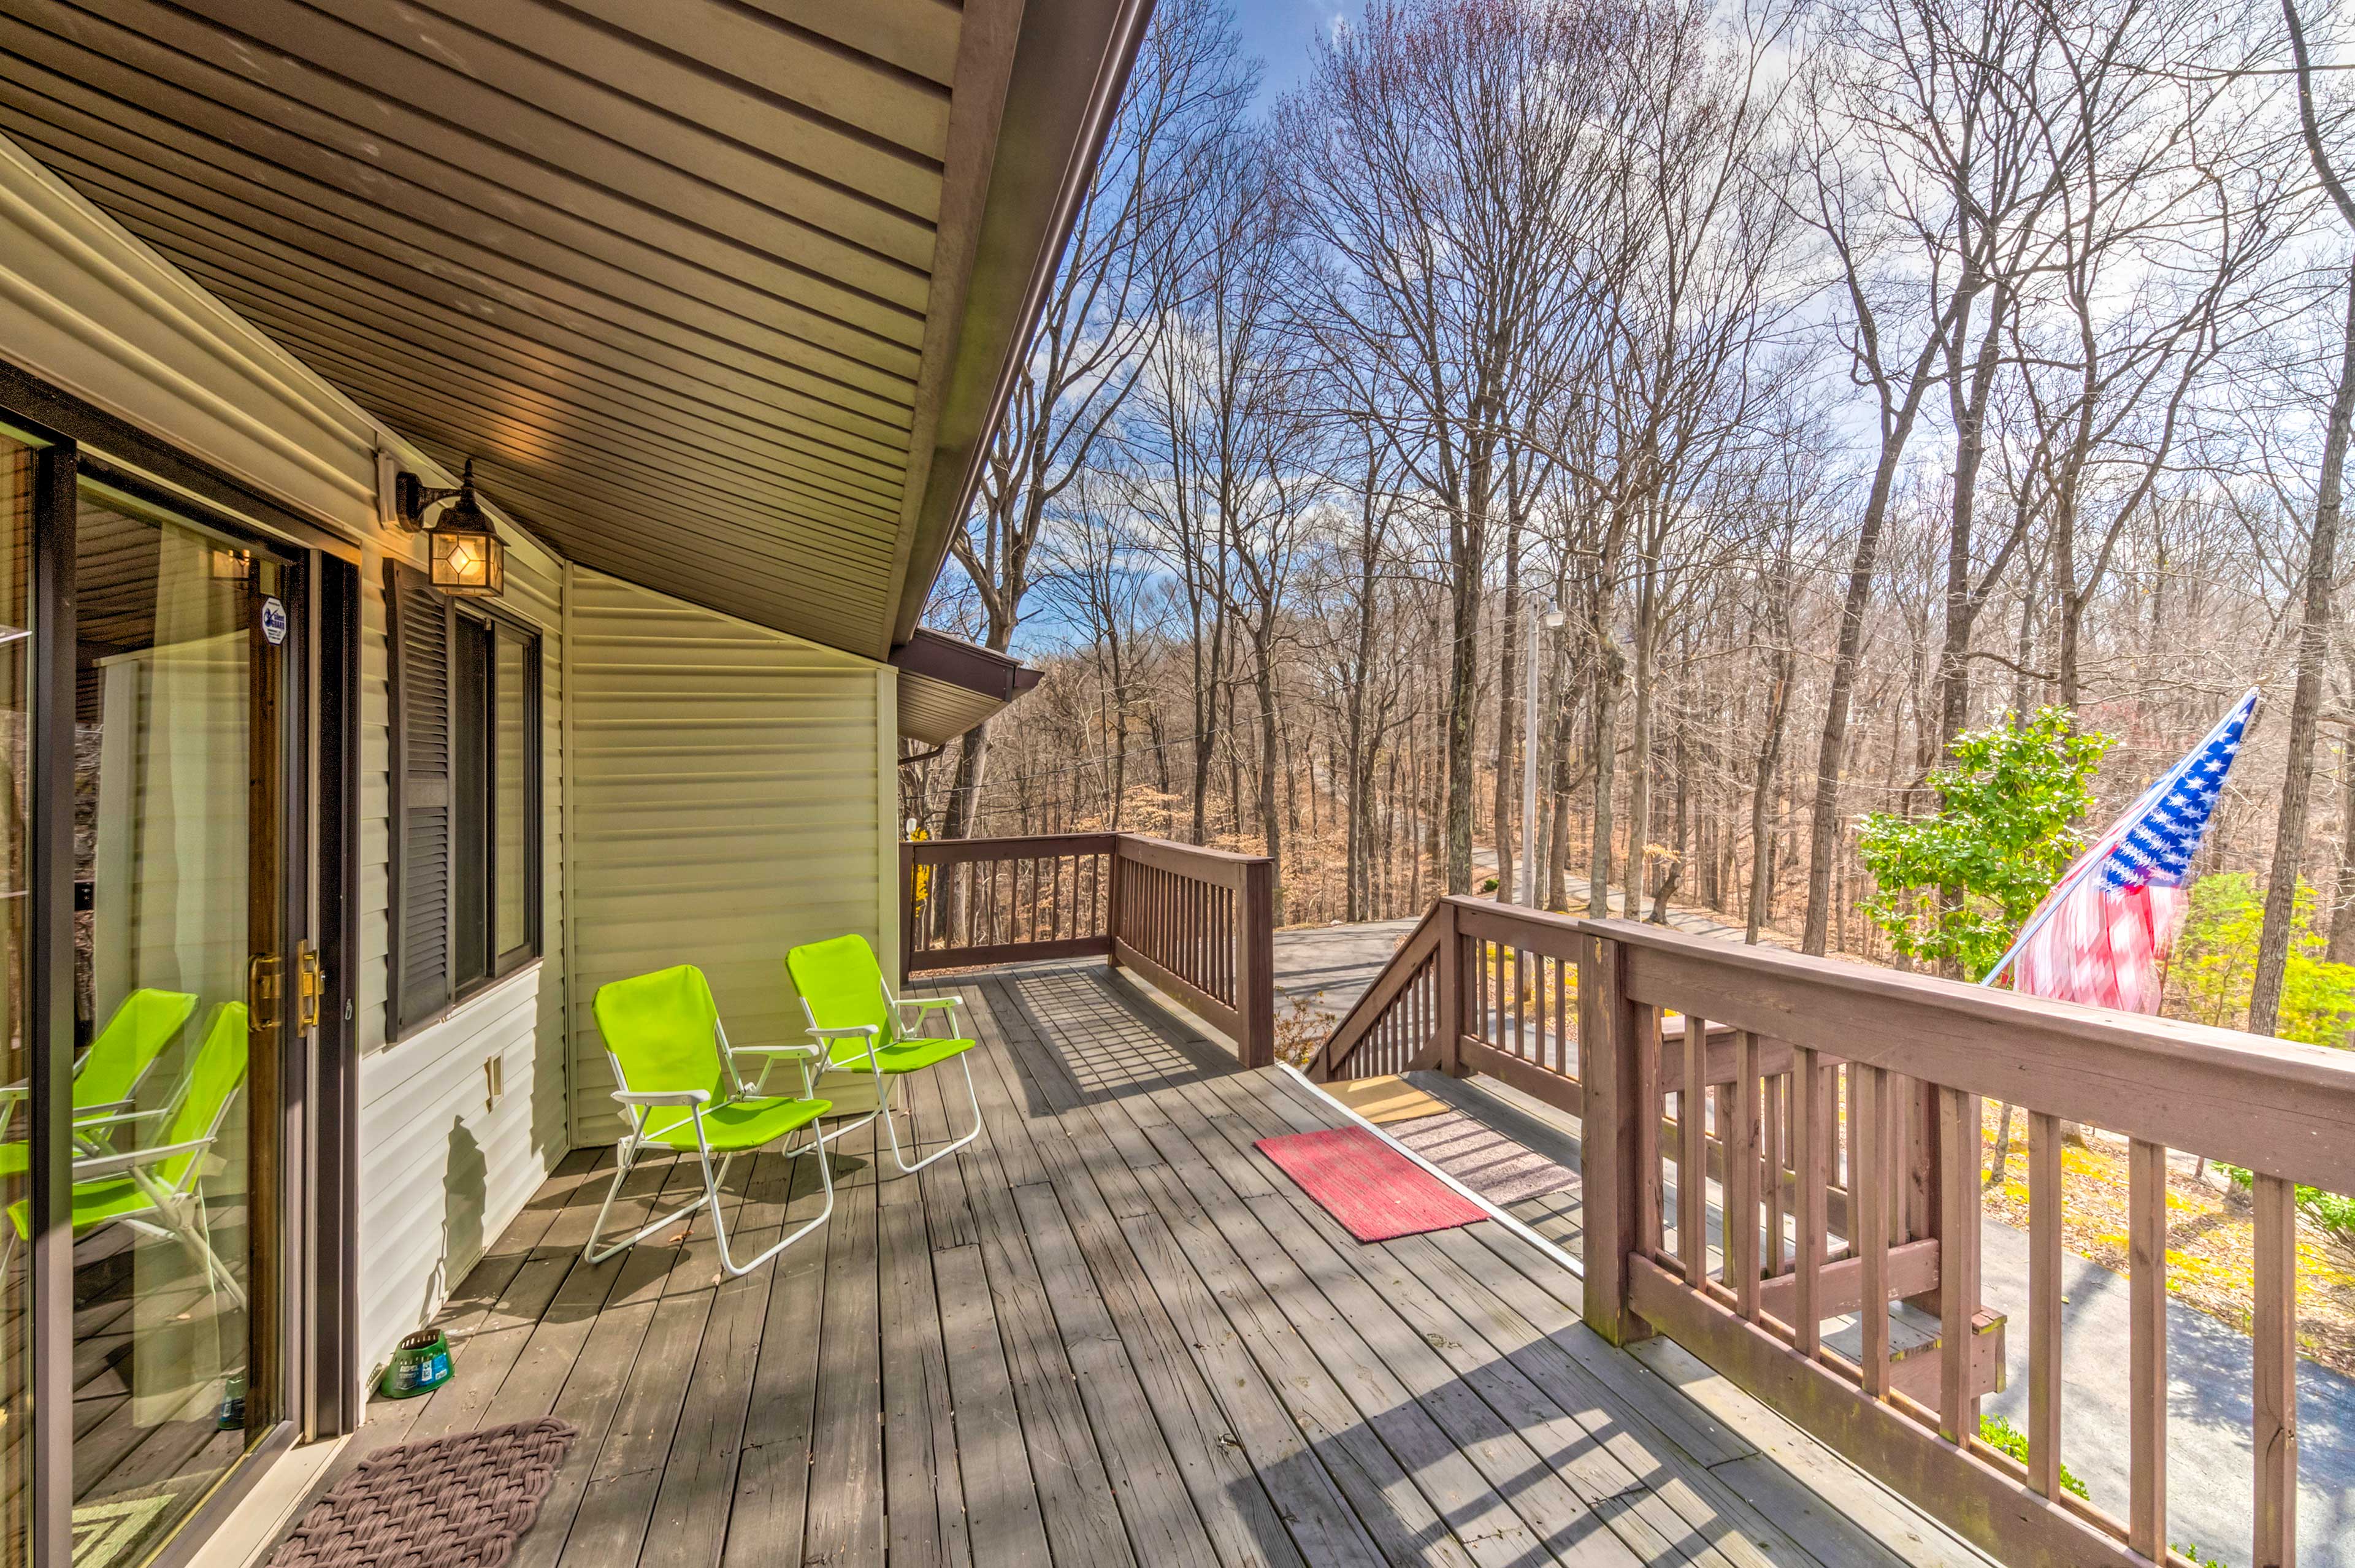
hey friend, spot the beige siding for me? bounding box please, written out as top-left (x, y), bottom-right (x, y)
top-left (0, 134), bottom-right (381, 534)
top-left (353, 531), bottom-right (569, 1371)
top-left (565, 567), bottom-right (895, 1143)
top-left (0, 128), bottom-right (900, 1379)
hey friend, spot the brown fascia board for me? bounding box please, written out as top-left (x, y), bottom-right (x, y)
top-left (892, 628), bottom-right (1044, 703)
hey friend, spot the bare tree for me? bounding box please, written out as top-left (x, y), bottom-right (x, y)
top-left (1285, 0), bottom-right (1619, 893)
top-left (1578, 1), bottom-right (1801, 920)
top-left (940, 0), bottom-right (1252, 843)
top-left (1795, 0), bottom-right (2027, 952)
top-left (2253, 0), bottom-right (2355, 1033)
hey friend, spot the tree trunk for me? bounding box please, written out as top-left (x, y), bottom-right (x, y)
top-left (940, 722), bottom-right (992, 944)
top-left (2251, 256), bottom-right (2355, 1031)
top-left (2258, 8), bottom-right (2355, 1033)
top-left (1428, 655), bottom-right (1446, 895)
top-left (1256, 629), bottom-right (1285, 925)
top-left (2055, 542), bottom-right (2085, 715)
top-left (1105, 641), bottom-right (1128, 831)
top-left (1187, 604), bottom-right (1220, 845)
top-left (1588, 639), bottom-right (1625, 918)
top-left (2329, 719), bottom-right (2355, 966)
top-left (1623, 606), bottom-right (1656, 919)
top-left (1936, 285), bottom-right (2010, 751)
top-left (1406, 718), bottom-right (1422, 912)
top-left (1444, 447), bottom-right (1493, 894)
top-left (1802, 452), bottom-right (1906, 954)
top-left (1800, 274), bottom-right (1956, 952)
top-left (1375, 744), bottom-right (1394, 918)
top-left (1146, 702), bottom-right (1171, 821)
top-left (1748, 649), bottom-right (1792, 944)
top-left (1546, 634), bottom-right (1575, 911)
top-left (1493, 524), bottom-right (1522, 902)
top-left (1671, 720), bottom-right (1691, 912)
top-left (1346, 602), bottom-right (1375, 922)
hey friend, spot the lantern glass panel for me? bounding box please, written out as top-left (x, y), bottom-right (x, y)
top-left (431, 526), bottom-right (505, 597)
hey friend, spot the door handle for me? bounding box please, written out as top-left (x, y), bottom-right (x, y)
top-left (248, 953), bottom-right (284, 1033)
top-left (296, 941), bottom-right (324, 1032)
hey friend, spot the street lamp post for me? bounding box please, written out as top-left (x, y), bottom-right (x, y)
top-left (1523, 603), bottom-right (1568, 906)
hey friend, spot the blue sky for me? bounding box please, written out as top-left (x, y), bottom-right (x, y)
top-left (1235, 0), bottom-right (1354, 105)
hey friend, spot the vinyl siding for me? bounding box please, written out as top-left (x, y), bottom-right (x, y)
top-left (0, 128), bottom-right (900, 1385)
top-left (0, 131), bottom-right (580, 1379)
top-left (565, 566), bottom-right (895, 1144)
top-left (0, 132), bottom-right (381, 532)
top-left (353, 530), bottom-right (569, 1372)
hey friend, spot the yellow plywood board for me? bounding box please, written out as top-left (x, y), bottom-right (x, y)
top-left (1319, 1075), bottom-right (1447, 1126)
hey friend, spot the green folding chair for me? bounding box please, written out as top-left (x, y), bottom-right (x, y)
top-left (0, 987), bottom-right (199, 1174)
top-left (786, 935), bottom-right (981, 1176)
top-left (6, 1001), bottom-right (250, 1308)
top-left (583, 964), bottom-right (835, 1277)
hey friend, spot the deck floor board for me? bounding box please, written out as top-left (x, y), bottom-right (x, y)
top-left (293, 960), bottom-right (1991, 1568)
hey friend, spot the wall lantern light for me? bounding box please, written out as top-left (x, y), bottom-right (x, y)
top-left (393, 457), bottom-right (507, 599)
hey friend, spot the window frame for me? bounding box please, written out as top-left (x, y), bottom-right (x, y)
top-left (475, 611), bottom-right (542, 986)
top-left (385, 562), bottom-right (542, 1039)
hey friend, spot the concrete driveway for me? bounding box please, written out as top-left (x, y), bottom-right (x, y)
top-left (1978, 1211), bottom-right (2355, 1567)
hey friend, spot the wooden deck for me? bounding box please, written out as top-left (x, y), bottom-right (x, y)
top-left (305, 962), bottom-right (1994, 1568)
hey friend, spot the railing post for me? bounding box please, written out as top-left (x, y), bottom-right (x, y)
top-left (1579, 931), bottom-right (1653, 1346)
top-left (1106, 838), bottom-right (1127, 971)
top-left (1434, 898), bottom-right (1462, 1076)
top-left (1236, 857), bottom-right (1274, 1070)
top-left (899, 838), bottom-right (916, 990)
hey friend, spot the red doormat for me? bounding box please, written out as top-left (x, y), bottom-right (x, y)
top-left (1254, 1126), bottom-right (1488, 1242)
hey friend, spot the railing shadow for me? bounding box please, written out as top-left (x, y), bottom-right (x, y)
top-left (976, 959), bottom-right (1243, 1120)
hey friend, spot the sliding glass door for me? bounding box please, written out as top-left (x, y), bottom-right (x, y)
top-left (0, 435), bottom-right (37, 1568)
top-left (66, 483), bottom-right (294, 1566)
top-left (0, 403), bottom-right (327, 1568)
top-left (0, 377), bottom-right (353, 1563)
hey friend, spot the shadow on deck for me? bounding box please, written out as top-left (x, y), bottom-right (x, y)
top-left (293, 961), bottom-right (1994, 1568)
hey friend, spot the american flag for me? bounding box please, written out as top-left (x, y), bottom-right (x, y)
top-left (2004, 688), bottom-right (2260, 1014)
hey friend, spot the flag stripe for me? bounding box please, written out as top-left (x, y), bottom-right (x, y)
top-left (2010, 690), bottom-right (2256, 1016)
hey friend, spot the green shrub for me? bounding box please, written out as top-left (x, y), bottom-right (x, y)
top-left (2212, 1163), bottom-right (2355, 1256)
top-left (2172, 873), bottom-right (2355, 1045)
top-left (1859, 708), bottom-right (2108, 979)
top-left (1977, 1413), bottom-right (2088, 1499)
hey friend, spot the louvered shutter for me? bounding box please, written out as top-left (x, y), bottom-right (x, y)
top-left (386, 562), bottom-right (455, 1034)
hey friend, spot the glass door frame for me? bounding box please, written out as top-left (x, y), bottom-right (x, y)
top-left (1, 367), bottom-right (362, 1568)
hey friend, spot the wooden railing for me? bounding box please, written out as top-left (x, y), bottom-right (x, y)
top-left (902, 832), bottom-right (1274, 1068)
top-left (1312, 897), bottom-right (2351, 1568)
top-left (902, 831), bottom-right (1119, 970)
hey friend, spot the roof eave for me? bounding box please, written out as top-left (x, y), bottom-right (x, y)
top-left (892, 628), bottom-right (1043, 745)
top-left (883, 0), bottom-right (1157, 654)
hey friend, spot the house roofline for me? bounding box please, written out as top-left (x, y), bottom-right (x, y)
top-left (886, 0), bottom-right (1158, 651)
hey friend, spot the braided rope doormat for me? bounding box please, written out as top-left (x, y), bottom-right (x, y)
top-left (267, 1417), bottom-right (578, 1568)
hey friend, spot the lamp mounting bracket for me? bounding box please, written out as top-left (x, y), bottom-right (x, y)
top-left (392, 458), bottom-right (477, 532)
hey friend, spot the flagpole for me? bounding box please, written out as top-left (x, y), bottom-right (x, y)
top-left (1977, 689), bottom-right (2259, 988)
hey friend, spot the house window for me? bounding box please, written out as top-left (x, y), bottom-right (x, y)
top-left (386, 562), bottom-right (542, 1036)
